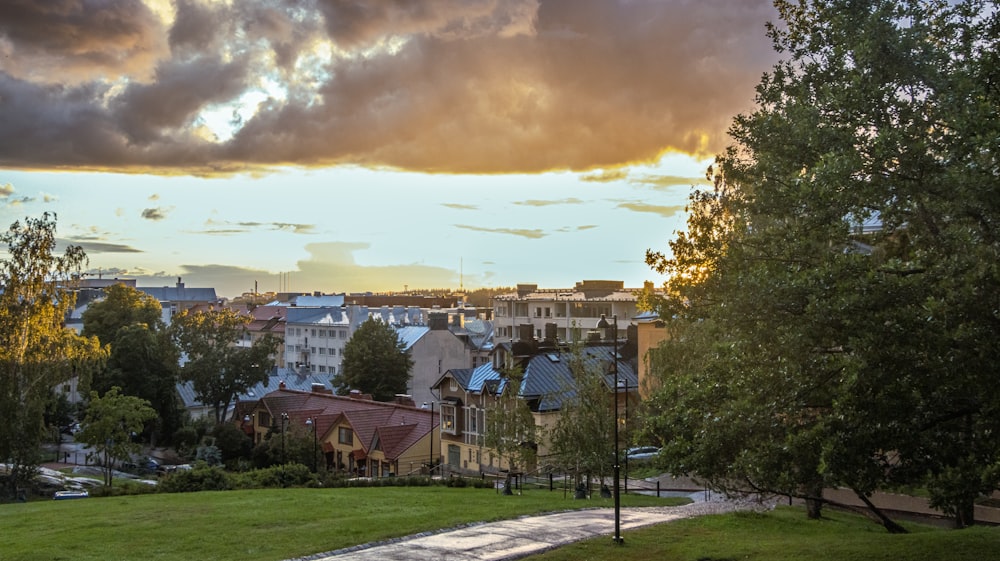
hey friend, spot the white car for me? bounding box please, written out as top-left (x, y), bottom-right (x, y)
top-left (625, 446), bottom-right (660, 461)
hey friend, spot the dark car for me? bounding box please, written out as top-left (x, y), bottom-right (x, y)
top-left (122, 457), bottom-right (160, 475)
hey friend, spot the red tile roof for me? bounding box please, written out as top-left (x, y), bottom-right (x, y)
top-left (256, 388), bottom-right (437, 461)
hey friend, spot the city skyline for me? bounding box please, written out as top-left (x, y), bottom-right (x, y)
top-left (0, 1), bottom-right (780, 298)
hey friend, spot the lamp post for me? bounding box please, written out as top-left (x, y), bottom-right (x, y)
top-left (305, 417), bottom-right (318, 472)
top-left (620, 378), bottom-right (628, 495)
top-left (422, 402), bottom-right (435, 479)
top-left (597, 313), bottom-right (622, 545)
top-left (280, 412), bottom-right (289, 464)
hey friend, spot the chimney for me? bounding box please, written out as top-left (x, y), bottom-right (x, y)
top-left (518, 323), bottom-right (534, 342)
top-left (429, 312), bottom-right (448, 330)
top-left (278, 380), bottom-right (286, 390)
top-left (544, 322), bottom-right (558, 342)
top-left (176, 277), bottom-right (184, 289)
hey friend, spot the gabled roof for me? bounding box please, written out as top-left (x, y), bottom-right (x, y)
top-left (394, 325), bottom-right (430, 350)
top-left (435, 344), bottom-right (637, 413)
top-left (252, 388), bottom-right (437, 461)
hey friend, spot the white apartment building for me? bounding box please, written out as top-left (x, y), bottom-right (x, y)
top-left (491, 280), bottom-right (651, 344)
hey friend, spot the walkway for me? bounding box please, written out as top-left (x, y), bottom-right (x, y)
top-left (288, 498), bottom-right (766, 561)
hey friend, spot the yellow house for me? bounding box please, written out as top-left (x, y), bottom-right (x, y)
top-left (238, 383), bottom-right (438, 477)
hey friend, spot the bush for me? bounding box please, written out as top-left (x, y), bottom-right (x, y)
top-left (231, 463), bottom-right (315, 489)
top-left (158, 464), bottom-right (232, 493)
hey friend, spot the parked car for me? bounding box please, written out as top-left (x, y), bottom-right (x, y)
top-left (122, 457), bottom-right (160, 475)
top-left (624, 446), bottom-right (660, 461)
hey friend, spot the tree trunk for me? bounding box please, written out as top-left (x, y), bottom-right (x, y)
top-left (854, 490), bottom-right (908, 534)
top-left (804, 480), bottom-right (824, 519)
top-left (955, 499), bottom-right (976, 529)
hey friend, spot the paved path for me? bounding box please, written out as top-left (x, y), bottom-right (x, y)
top-left (289, 499), bottom-right (764, 561)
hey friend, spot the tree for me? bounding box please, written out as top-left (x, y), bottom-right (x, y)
top-left (81, 283), bottom-right (163, 345)
top-left (644, 0), bottom-right (1000, 531)
top-left (0, 214), bottom-right (106, 500)
top-left (547, 346), bottom-right (616, 487)
top-left (76, 387), bottom-right (157, 487)
top-left (334, 317), bottom-right (413, 402)
top-left (170, 308), bottom-right (277, 423)
top-left (82, 284), bottom-right (181, 444)
top-left (484, 367), bottom-right (538, 491)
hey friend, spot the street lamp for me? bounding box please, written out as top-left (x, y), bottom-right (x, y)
top-left (597, 313), bottom-right (623, 545)
top-left (305, 417), bottom-right (318, 472)
top-left (422, 402), bottom-right (435, 479)
top-left (280, 412), bottom-right (289, 464)
top-left (619, 378), bottom-right (628, 495)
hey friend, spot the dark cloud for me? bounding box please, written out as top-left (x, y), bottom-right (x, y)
top-left (65, 240), bottom-right (143, 253)
top-left (0, 0), bottom-right (779, 175)
top-left (141, 207), bottom-right (169, 220)
top-left (0, 0), bottom-right (167, 83)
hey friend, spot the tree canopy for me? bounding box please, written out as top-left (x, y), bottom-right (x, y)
top-left (0, 214), bottom-right (105, 499)
top-left (170, 307), bottom-right (277, 423)
top-left (644, 0), bottom-right (1000, 530)
top-left (334, 317), bottom-right (412, 402)
top-left (82, 284), bottom-right (180, 444)
top-left (76, 387), bottom-right (157, 487)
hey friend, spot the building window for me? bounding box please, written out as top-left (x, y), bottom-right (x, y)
top-left (544, 307), bottom-right (551, 317)
top-left (319, 365), bottom-right (327, 373)
top-left (340, 330), bottom-right (347, 339)
top-left (534, 307), bottom-right (542, 317)
top-left (319, 329), bottom-right (326, 337)
top-left (311, 329), bottom-right (316, 337)
top-left (440, 403), bottom-right (457, 434)
top-left (338, 427), bottom-right (353, 445)
top-left (514, 303), bottom-right (528, 317)
top-left (319, 347), bottom-right (326, 355)
top-left (259, 412), bottom-right (271, 427)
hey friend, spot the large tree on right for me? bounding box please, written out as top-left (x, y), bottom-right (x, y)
top-left (644, 0), bottom-right (1000, 530)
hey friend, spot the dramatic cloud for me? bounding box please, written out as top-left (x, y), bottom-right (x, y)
top-left (0, 183), bottom-right (14, 197)
top-left (0, 0), bottom-right (779, 175)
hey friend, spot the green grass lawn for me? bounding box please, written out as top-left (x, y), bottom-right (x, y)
top-left (0, 486), bottom-right (680, 561)
top-left (524, 506), bottom-right (1000, 561)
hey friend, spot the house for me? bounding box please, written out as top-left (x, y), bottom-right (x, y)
top-left (430, 328), bottom-right (639, 476)
top-left (394, 312), bottom-right (478, 408)
top-left (237, 384), bottom-right (438, 477)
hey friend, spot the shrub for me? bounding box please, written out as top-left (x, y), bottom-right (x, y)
top-left (158, 464), bottom-right (232, 493)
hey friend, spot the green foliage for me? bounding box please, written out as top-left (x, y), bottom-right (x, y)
top-left (0, 214), bottom-right (106, 500)
top-left (157, 464), bottom-right (233, 493)
top-left (75, 387), bottom-right (158, 487)
top-left (210, 422), bottom-right (253, 466)
top-left (82, 284), bottom-right (181, 444)
top-left (334, 317), bottom-right (413, 401)
top-left (547, 345), bottom-right (615, 480)
top-left (484, 367), bottom-right (539, 474)
top-left (170, 308), bottom-right (278, 423)
top-left (645, 0), bottom-right (1000, 530)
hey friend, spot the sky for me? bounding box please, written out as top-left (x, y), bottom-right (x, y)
top-left (0, 0), bottom-right (780, 299)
